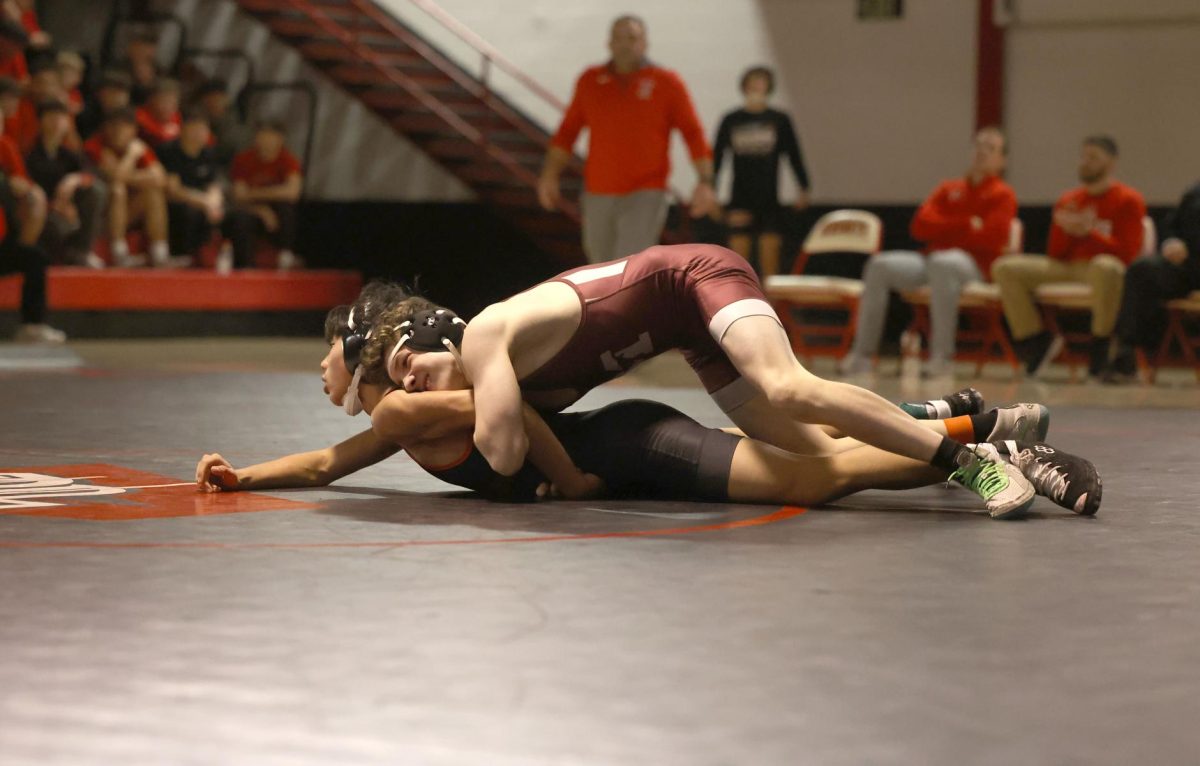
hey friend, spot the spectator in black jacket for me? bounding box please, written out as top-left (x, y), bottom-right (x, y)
top-left (76, 69), bottom-right (131, 140)
top-left (1107, 181), bottom-right (1200, 381)
top-left (159, 108), bottom-right (224, 263)
top-left (712, 65), bottom-right (811, 277)
top-left (26, 98), bottom-right (106, 267)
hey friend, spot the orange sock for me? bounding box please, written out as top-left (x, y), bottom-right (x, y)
top-left (944, 415), bottom-right (975, 444)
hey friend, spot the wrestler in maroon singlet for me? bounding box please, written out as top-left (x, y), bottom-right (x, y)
top-left (520, 244), bottom-right (779, 406)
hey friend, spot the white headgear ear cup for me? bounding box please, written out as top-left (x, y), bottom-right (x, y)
top-left (343, 366), bottom-right (364, 416)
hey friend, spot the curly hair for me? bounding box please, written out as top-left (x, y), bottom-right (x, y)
top-left (323, 280), bottom-right (428, 347)
top-left (358, 297), bottom-right (442, 386)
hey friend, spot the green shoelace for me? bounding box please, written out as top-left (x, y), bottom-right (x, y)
top-left (950, 459), bottom-right (1009, 500)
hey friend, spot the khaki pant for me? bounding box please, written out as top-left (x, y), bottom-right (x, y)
top-left (992, 253), bottom-right (1126, 340)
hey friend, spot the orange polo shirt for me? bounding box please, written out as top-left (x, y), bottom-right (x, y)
top-left (909, 174), bottom-right (1017, 277)
top-left (1048, 182), bottom-right (1146, 265)
top-left (551, 62), bottom-right (711, 195)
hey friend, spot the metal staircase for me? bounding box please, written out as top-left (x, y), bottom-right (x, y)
top-left (233, 0), bottom-right (587, 266)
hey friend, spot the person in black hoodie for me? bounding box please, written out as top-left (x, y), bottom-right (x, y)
top-left (712, 65), bottom-right (811, 277)
top-left (1106, 181), bottom-right (1200, 381)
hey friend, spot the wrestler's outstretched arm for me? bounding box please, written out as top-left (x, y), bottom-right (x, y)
top-left (196, 428), bottom-right (400, 492)
top-left (460, 312), bottom-right (529, 476)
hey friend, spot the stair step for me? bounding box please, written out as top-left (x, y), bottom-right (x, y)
top-left (328, 64), bottom-right (470, 95)
top-left (298, 40), bottom-right (433, 70)
top-left (241, 0), bottom-right (382, 31)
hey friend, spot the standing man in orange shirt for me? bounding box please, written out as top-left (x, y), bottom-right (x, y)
top-left (993, 135), bottom-right (1146, 378)
top-left (537, 15), bottom-right (716, 263)
top-left (841, 127), bottom-right (1016, 377)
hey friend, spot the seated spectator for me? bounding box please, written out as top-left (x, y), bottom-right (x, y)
top-left (9, 56), bottom-right (62, 153)
top-left (993, 135), bottom-right (1146, 379)
top-left (1105, 181), bottom-right (1200, 382)
top-left (26, 99), bottom-right (105, 267)
top-left (0, 13), bottom-right (27, 83)
top-left (75, 69), bottom-right (131, 139)
top-left (840, 126), bottom-right (1016, 376)
top-left (56, 50), bottom-right (84, 115)
top-left (159, 108), bottom-right (224, 263)
top-left (136, 77), bottom-right (180, 146)
top-left (83, 107), bottom-right (170, 267)
top-left (227, 119), bottom-right (302, 270)
top-left (193, 77), bottom-right (249, 167)
top-left (0, 97), bottom-right (45, 247)
top-left (124, 27), bottom-right (160, 105)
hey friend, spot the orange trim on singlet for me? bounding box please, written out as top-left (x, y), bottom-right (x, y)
top-left (410, 439), bottom-right (475, 473)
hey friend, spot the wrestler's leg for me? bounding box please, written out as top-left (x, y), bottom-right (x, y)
top-left (725, 437), bottom-right (945, 507)
top-left (718, 314), bottom-right (952, 464)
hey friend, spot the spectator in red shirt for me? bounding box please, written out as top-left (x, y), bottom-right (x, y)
top-left (994, 134), bottom-right (1147, 378)
top-left (226, 119), bottom-right (302, 270)
top-left (0, 95), bottom-right (45, 247)
top-left (0, 14), bottom-right (28, 83)
top-left (841, 127), bottom-right (1017, 377)
top-left (27, 99), bottom-right (106, 267)
top-left (76, 70), bottom-right (131, 140)
top-left (84, 106), bottom-right (171, 267)
top-left (538, 15), bottom-right (716, 263)
top-left (136, 77), bottom-right (180, 146)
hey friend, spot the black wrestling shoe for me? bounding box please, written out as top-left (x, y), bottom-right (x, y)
top-left (898, 387), bottom-right (985, 419)
top-left (994, 440), bottom-right (1102, 516)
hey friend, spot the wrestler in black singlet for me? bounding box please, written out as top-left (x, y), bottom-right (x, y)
top-left (421, 400), bottom-right (743, 503)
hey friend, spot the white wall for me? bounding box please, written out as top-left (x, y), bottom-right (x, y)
top-left (1004, 0), bottom-right (1200, 204)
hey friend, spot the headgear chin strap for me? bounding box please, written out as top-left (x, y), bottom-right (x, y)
top-left (341, 306), bottom-right (371, 416)
top-left (343, 366), bottom-right (365, 416)
top-left (385, 308), bottom-right (468, 385)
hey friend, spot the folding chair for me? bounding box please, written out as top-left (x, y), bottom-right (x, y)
top-left (901, 218), bottom-right (1023, 376)
top-left (763, 210), bottom-right (882, 364)
top-left (1151, 290), bottom-right (1200, 383)
top-left (1035, 216), bottom-right (1156, 379)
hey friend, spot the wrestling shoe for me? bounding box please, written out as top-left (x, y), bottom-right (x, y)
top-left (899, 387), bottom-right (985, 419)
top-left (950, 446), bottom-right (1035, 520)
top-left (995, 440), bottom-right (1102, 516)
top-left (986, 403), bottom-right (1050, 442)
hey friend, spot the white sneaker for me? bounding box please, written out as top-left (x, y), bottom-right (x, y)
top-left (112, 250), bottom-right (146, 268)
top-left (988, 403), bottom-right (1051, 442)
top-left (82, 252), bottom-right (106, 269)
top-left (149, 243), bottom-right (171, 268)
top-left (276, 249), bottom-right (300, 271)
top-left (215, 246), bottom-right (234, 276)
top-left (952, 443), bottom-right (1036, 520)
top-left (14, 324), bottom-right (67, 344)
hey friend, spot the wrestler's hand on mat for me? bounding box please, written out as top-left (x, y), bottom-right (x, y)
top-left (196, 453), bottom-right (241, 492)
top-left (536, 471), bottom-right (606, 501)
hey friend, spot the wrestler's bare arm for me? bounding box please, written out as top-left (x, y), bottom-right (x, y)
top-left (196, 428), bottom-right (400, 492)
top-left (520, 405), bottom-right (603, 499)
top-left (461, 308), bottom-right (529, 476)
top-left (370, 389), bottom-right (479, 444)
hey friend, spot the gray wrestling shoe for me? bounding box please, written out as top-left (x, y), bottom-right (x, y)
top-left (987, 403), bottom-right (1050, 442)
top-left (950, 445), bottom-right (1036, 520)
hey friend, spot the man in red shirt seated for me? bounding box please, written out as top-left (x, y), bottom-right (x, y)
top-left (841, 127), bottom-right (1017, 377)
top-left (537, 15), bottom-right (716, 263)
top-left (993, 135), bottom-right (1146, 378)
top-left (9, 57), bottom-right (63, 154)
top-left (83, 107), bottom-right (171, 267)
top-left (225, 119), bottom-right (303, 271)
top-left (135, 77), bottom-right (180, 146)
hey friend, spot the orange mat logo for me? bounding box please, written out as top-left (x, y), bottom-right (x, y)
top-left (0, 464), bottom-right (316, 521)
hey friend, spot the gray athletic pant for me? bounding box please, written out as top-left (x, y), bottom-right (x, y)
top-left (849, 248), bottom-right (983, 362)
top-left (581, 189), bottom-right (669, 263)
